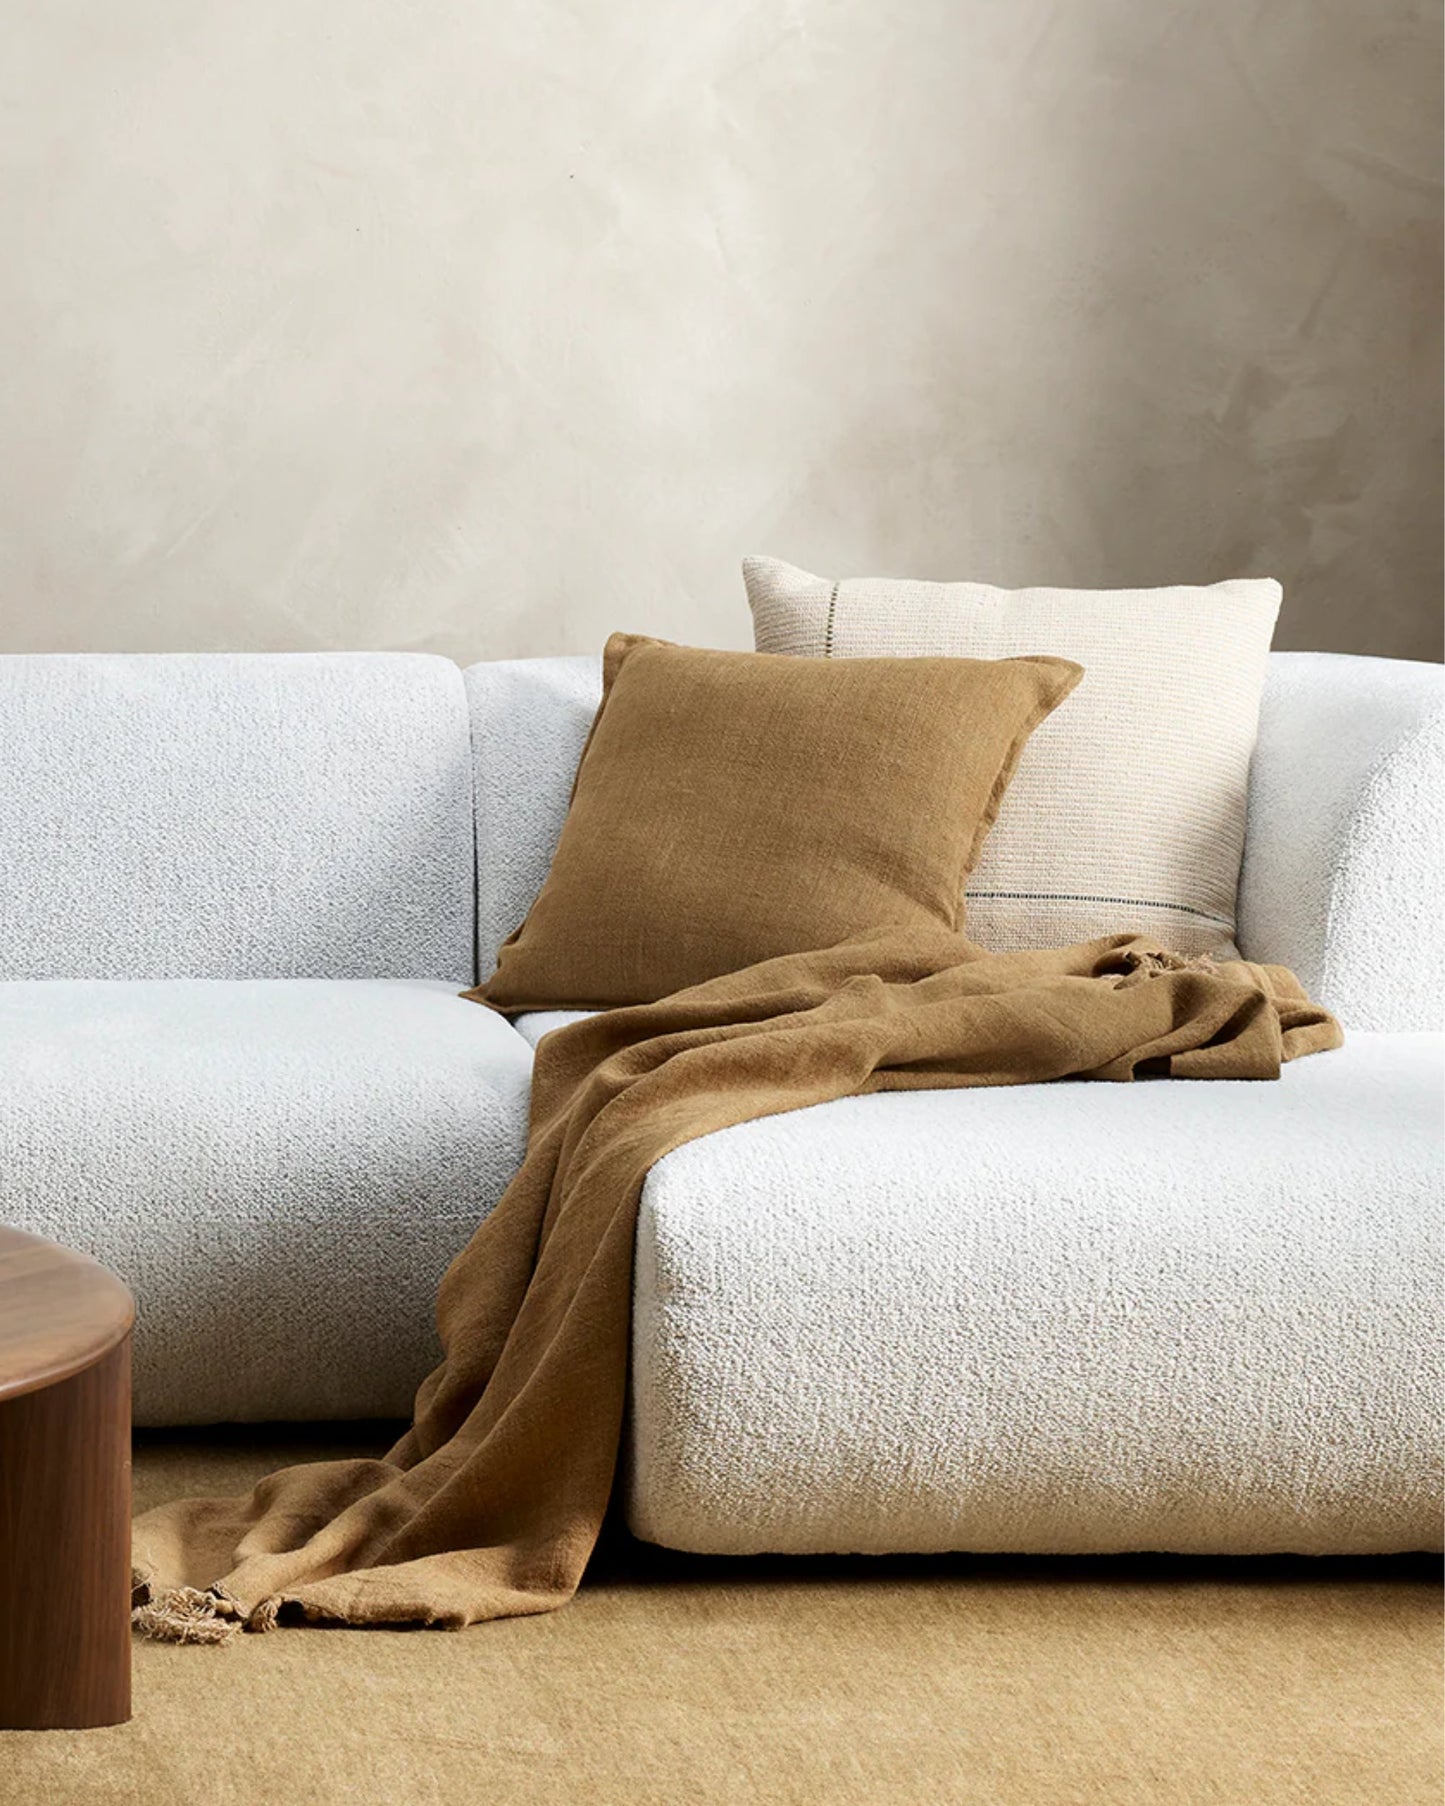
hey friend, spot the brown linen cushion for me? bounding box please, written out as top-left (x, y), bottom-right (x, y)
top-left (479, 634), bottom-right (1081, 1009)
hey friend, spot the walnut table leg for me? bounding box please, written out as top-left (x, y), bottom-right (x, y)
top-left (0, 1334), bottom-right (132, 1730)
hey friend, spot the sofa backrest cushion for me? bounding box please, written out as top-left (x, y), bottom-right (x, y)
top-left (0, 652), bottom-right (474, 981)
top-left (1238, 651), bottom-right (1443, 1032)
top-left (465, 656), bottom-right (603, 976)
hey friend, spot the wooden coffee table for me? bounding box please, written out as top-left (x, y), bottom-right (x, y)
top-left (0, 1226), bottom-right (134, 1730)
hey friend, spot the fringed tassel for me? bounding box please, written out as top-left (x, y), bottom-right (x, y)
top-left (131, 1569), bottom-right (284, 1643)
top-left (246, 1596), bottom-right (284, 1634)
top-left (131, 1585), bottom-right (243, 1645)
top-left (1110, 947), bottom-right (1219, 982)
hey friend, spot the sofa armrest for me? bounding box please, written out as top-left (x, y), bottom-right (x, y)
top-left (1237, 652), bottom-right (1443, 1031)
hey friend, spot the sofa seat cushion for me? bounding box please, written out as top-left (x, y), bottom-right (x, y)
top-left (627, 1031), bottom-right (1443, 1556)
top-left (512, 1009), bottom-right (596, 1048)
top-left (0, 980), bottom-right (532, 1424)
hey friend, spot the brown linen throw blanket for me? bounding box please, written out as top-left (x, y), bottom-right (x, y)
top-left (132, 932), bottom-right (1340, 1641)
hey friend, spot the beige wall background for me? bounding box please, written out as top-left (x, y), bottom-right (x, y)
top-left (2, 1), bottom-right (1440, 664)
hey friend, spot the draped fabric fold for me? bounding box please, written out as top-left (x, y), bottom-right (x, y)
top-left (131, 932), bottom-right (1340, 1640)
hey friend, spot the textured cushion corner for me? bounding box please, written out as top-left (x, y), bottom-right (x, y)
top-left (745, 557), bottom-right (1282, 958)
top-left (478, 634), bottom-right (1079, 1009)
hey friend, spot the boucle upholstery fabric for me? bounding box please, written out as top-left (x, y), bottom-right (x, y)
top-left (481, 634), bottom-right (1080, 1008)
top-left (1239, 652), bottom-right (1444, 1032)
top-left (465, 655), bottom-right (605, 975)
top-left (745, 556), bottom-right (1281, 959)
top-left (0, 980), bottom-right (533, 1423)
top-left (629, 1030), bottom-right (1442, 1557)
top-left (0, 652), bottom-right (474, 981)
top-left (513, 1009), bottom-right (595, 1049)
top-left (132, 933), bottom-right (1336, 1635)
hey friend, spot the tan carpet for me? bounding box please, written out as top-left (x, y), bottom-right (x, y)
top-left (3, 1427), bottom-right (1439, 1806)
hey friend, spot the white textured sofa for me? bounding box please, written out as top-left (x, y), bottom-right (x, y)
top-left (2, 649), bottom-right (1440, 1556)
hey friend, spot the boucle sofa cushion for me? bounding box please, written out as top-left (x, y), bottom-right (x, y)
top-left (1238, 652), bottom-right (1445, 1031)
top-left (745, 557), bottom-right (1281, 959)
top-left (0, 652), bottom-right (475, 981)
top-left (0, 979), bottom-right (533, 1424)
top-left (628, 1030), bottom-right (1443, 1556)
top-left (466, 656), bottom-right (607, 976)
top-left (480, 633), bottom-right (1080, 1009)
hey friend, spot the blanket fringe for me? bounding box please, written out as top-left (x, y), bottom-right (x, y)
top-left (246, 1595), bottom-right (284, 1633)
top-left (1112, 947), bottom-right (1219, 980)
top-left (131, 1569), bottom-right (280, 1644)
top-left (132, 1585), bottom-right (242, 1645)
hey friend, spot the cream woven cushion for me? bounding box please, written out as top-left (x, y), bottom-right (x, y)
top-left (745, 557), bottom-right (1282, 958)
